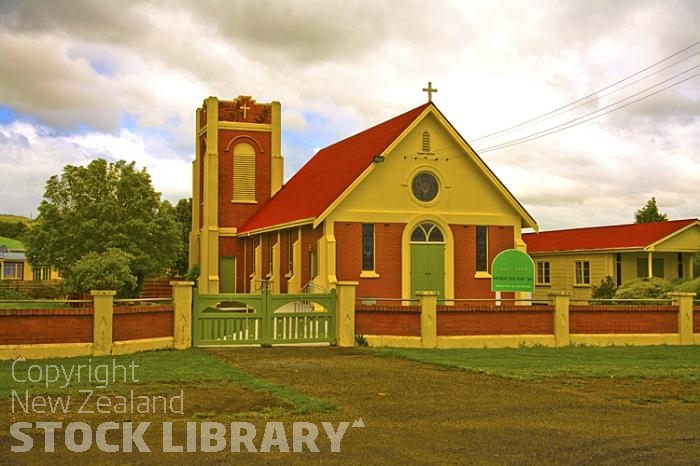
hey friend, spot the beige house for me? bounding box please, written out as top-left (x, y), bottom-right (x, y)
top-left (523, 219), bottom-right (700, 301)
top-left (0, 236), bottom-right (58, 281)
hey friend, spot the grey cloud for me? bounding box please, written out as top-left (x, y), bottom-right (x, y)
top-left (0, 0), bottom-right (148, 44)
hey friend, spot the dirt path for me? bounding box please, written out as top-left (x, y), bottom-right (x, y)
top-left (1, 346), bottom-right (697, 465)
top-left (211, 346), bottom-right (700, 465)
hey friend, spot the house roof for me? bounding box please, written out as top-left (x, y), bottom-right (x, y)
top-left (239, 103), bottom-right (431, 233)
top-left (0, 251), bottom-right (26, 261)
top-left (239, 101), bottom-right (537, 233)
top-left (523, 219), bottom-right (699, 253)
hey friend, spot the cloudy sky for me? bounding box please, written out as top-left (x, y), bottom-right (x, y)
top-left (1, 0), bottom-right (698, 230)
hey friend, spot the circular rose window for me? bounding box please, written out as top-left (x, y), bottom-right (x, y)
top-left (411, 171), bottom-right (439, 203)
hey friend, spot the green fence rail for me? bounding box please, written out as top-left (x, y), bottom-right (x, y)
top-left (193, 289), bottom-right (336, 347)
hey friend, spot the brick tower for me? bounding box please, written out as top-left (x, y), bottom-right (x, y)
top-left (189, 96), bottom-right (283, 293)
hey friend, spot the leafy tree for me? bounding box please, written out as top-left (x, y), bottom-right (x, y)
top-left (590, 275), bottom-right (617, 301)
top-left (171, 198), bottom-right (192, 277)
top-left (25, 159), bottom-right (180, 293)
top-left (634, 197), bottom-right (668, 223)
top-left (65, 249), bottom-right (138, 298)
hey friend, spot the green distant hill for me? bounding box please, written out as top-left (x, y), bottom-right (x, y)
top-left (0, 215), bottom-right (32, 240)
top-left (0, 214), bottom-right (31, 223)
top-left (0, 236), bottom-right (24, 250)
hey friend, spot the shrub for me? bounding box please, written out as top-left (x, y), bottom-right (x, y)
top-left (673, 277), bottom-right (700, 296)
top-left (65, 248), bottom-right (138, 298)
top-left (185, 264), bottom-right (200, 283)
top-left (0, 288), bottom-right (25, 300)
top-left (614, 277), bottom-right (673, 301)
top-left (24, 284), bottom-right (67, 299)
top-left (590, 275), bottom-right (617, 301)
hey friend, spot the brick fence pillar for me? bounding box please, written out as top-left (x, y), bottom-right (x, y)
top-left (91, 290), bottom-right (116, 356)
top-left (549, 292), bottom-right (570, 347)
top-left (417, 291), bottom-right (438, 349)
top-left (336, 281), bottom-right (358, 347)
top-left (669, 292), bottom-right (696, 345)
top-left (171, 281), bottom-right (195, 349)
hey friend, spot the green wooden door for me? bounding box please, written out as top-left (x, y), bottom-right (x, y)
top-left (220, 257), bottom-right (236, 293)
top-left (410, 243), bottom-right (445, 298)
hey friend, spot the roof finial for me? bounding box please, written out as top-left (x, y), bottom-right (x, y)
top-left (422, 82), bottom-right (437, 102)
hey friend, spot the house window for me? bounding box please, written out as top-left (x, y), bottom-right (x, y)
top-left (420, 130), bottom-right (431, 152)
top-left (2, 262), bottom-right (23, 280)
top-left (268, 233), bottom-right (274, 273)
top-left (476, 226), bottom-right (488, 272)
top-left (678, 253), bottom-right (684, 279)
top-left (615, 253), bottom-right (622, 286)
top-left (361, 223), bottom-right (375, 271)
top-left (536, 261), bottom-right (550, 285)
top-left (575, 261), bottom-right (590, 285)
top-left (636, 258), bottom-right (664, 278)
top-left (33, 266), bottom-right (51, 281)
top-left (309, 249), bottom-right (317, 279)
top-left (233, 142), bottom-right (256, 202)
top-left (287, 231), bottom-right (294, 273)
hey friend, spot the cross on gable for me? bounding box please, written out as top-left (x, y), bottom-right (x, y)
top-left (422, 82), bottom-right (437, 102)
top-left (240, 102), bottom-right (251, 119)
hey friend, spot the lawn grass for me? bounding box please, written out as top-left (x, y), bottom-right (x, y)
top-left (0, 349), bottom-right (335, 414)
top-left (370, 345), bottom-right (700, 381)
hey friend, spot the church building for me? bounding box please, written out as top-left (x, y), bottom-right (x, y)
top-left (189, 90), bottom-right (538, 302)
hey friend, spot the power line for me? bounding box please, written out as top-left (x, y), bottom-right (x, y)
top-left (471, 39), bottom-right (700, 143)
top-left (476, 69), bottom-right (700, 153)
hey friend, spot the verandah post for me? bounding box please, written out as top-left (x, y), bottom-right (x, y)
top-left (91, 290), bottom-right (116, 356)
top-left (417, 291), bottom-right (438, 349)
top-left (549, 292), bottom-right (570, 347)
top-left (336, 281), bottom-right (358, 347)
top-left (669, 292), bottom-right (696, 345)
top-left (171, 281), bottom-right (195, 349)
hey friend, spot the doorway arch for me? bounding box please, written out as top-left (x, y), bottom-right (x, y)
top-left (401, 216), bottom-right (454, 303)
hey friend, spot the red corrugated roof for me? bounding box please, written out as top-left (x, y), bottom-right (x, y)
top-left (523, 219), bottom-right (699, 253)
top-left (239, 102), bottom-right (431, 233)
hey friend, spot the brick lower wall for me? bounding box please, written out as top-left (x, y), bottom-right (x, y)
top-left (112, 306), bottom-right (174, 342)
top-left (355, 307), bottom-right (421, 336)
top-left (437, 306), bottom-right (554, 336)
top-left (0, 308), bottom-right (94, 344)
top-left (141, 279), bottom-right (174, 298)
top-left (570, 305), bottom-right (678, 334)
top-left (693, 306), bottom-right (699, 333)
top-left (0, 305), bottom-right (176, 345)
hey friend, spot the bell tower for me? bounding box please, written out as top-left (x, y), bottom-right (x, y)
top-left (190, 95), bottom-right (283, 293)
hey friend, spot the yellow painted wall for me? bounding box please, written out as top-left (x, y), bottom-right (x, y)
top-left (653, 225), bottom-right (700, 251)
top-left (531, 252), bottom-right (613, 302)
top-left (328, 111), bottom-right (526, 228)
top-left (620, 252), bottom-right (687, 281)
top-left (325, 109), bottom-right (532, 300)
top-left (0, 260), bottom-right (60, 281)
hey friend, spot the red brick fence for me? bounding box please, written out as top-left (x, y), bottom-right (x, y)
top-left (0, 282), bottom-right (194, 360)
top-left (345, 286), bottom-right (699, 348)
top-left (1, 280), bottom-right (697, 358)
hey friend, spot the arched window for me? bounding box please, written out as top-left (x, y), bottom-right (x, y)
top-left (420, 130), bottom-right (431, 152)
top-left (410, 223), bottom-right (444, 243)
top-left (233, 142), bottom-right (255, 202)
